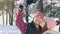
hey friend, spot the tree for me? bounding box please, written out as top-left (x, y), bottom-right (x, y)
top-left (43, 4), bottom-right (52, 17)
top-left (0, 0), bottom-right (15, 25)
top-left (8, 0), bottom-right (15, 25)
top-left (0, 1), bottom-right (5, 25)
top-left (37, 0), bottom-right (43, 12)
top-left (5, 0), bottom-right (9, 25)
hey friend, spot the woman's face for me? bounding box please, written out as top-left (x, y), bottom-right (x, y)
top-left (34, 16), bottom-right (43, 25)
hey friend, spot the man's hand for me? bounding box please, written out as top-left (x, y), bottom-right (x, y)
top-left (42, 30), bottom-right (55, 34)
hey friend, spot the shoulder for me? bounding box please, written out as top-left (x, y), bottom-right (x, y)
top-left (27, 23), bottom-right (34, 27)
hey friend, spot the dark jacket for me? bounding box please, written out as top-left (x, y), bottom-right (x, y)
top-left (26, 21), bottom-right (48, 34)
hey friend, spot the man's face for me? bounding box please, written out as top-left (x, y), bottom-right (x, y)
top-left (34, 16), bottom-right (43, 25)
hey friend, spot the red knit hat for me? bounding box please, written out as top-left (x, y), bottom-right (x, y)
top-left (33, 11), bottom-right (44, 19)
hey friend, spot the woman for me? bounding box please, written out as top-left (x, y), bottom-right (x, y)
top-left (25, 11), bottom-right (48, 34)
top-left (16, 5), bottom-right (54, 34)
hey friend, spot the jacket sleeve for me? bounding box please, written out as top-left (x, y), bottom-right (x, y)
top-left (16, 10), bottom-right (27, 34)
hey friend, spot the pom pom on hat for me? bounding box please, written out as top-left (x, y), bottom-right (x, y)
top-left (19, 4), bottom-right (24, 9)
top-left (45, 18), bottom-right (57, 29)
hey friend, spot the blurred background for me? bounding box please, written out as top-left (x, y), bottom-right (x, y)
top-left (0, 0), bottom-right (60, 25)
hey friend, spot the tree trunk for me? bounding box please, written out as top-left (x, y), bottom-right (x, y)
top-left (25, 1), bottom-right (29, 23)
top-left (2, 10), bottom-right (4, 25)
top-left (10, 9), bottom-right (13, 25)
top-left (26, 6), bottom-right (29, 23)
top-left (6, 0), bottom-right (9, 25)
top-left (6, 9), bottom-right (8, 25)
top-left (37, 0), bottom-right (43, 12)
top-left (9, 0), bottom-right (14, 25)
top-left (9, 12), bottom-right (11, 25)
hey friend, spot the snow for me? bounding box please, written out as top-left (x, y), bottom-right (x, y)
top-left (0, 14), bottom-right (22, 34)
top-left (0, 25), bottom-right (60, 34)
top-left (55, 32), bottom-right (60, 34)
top-left (0, 25), bottom-right (22, 34)
top-left (52, 25), bottom-right (59, 32)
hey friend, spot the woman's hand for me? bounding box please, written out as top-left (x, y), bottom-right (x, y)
top-left (39, 19), bottom-right (46, 28)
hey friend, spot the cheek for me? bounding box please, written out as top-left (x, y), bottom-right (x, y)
top-left (34, 18), bottom-right (40, 24)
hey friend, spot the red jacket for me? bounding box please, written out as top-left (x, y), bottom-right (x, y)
top-left (16, 9), bottom-right (27, 34)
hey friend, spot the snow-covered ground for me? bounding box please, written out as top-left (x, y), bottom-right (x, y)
top-left (0, 25), bottom-right (22, 34)
top-left (0, 14), bottom-right (22, 34)
top-left (52, 25), bottom-right (60, 32)
top-left (0, 24), bottom-right (60, 34)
